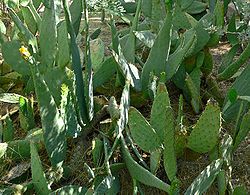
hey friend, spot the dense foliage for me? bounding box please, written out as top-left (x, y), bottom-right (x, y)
top-left (0, 0), bottom-right (249, 194)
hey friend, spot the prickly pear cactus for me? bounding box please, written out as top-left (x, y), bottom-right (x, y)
top-left (128, 107), bottom-right (161, 153)
top-left (30, 141), bottom-right (51, 195)
top-left (107, 96), bottom-right (120, 122)
top-left (187, 100), bottom-right (221, 153)
top-left (201, 47), bottom-right (213, 77)
top-left (150, 82), bottom-right (171, 141)
top-left (175, 130), bottom-right (187, 157)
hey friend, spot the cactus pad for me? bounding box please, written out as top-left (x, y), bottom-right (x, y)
top-left (128, 107), bottom-right (161, 152)
top-left (30, 141), bottom-right (51, 194)
top-left (150, 82), bottom-right (171, 141)
top-left (187, 100), bottom-right (221, 153)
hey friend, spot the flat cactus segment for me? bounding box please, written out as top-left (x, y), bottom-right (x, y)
top-left (186, 1), bottom-right (207, 14)
top-left (2, 41), bottom-right (31, 75)
top-left (172, 4), bottom-right (192, 30)
top-left (128, 107), bottom-right (161, 152)
top-left (141, 0), bottom-right (152, 17)
top-left (214, 0), bottom-right (224, 27)
top-left (30, 141), bottom-right (51, 195)
top-left (90, 38), bottom-right (105, 71)
top-left (134, 30), bottom-right (156, 48)
top-left (21, 6), bottom-right (37, 35)
top-left (163, 107), bottom-right (177, 181)
top-left (44, 67), bottom-right (68, 106)
top-left (186, 73), bottom-right (200, 114)
top-left (93, 57), bottom-right (117, 90)
top-left (0, 129), bottom-right (43, 162)
top-left (60, 85), bottom-right (81, 138)
top-left (8, 8), bottom-right (38, 52)
top-left (40, 0), bottom-right (57, 68)
top-left (178, 0), bottom-right (194, 10)
top-left (186, 14), bottom-right (212, 57)
top-left (113, 46), bottom-right (141, 91)
top-left (141, 11), bottom-right (172, 96)
top-left (218, 170), bottom-right (227, 195)
top-left (62, 0), bottom-right (88, 124)
top-left (3, 114), bottom-right (14, 142)
top-left (50, 185), bottom-right (87, 195)
top-left (29, 62), bottom-right (66, 170)
top-left (117, 81), bottom-right (130, 133)
top-left (227, 14), bottom-right (239, 45)
top-left (150, 149), bottom-right (161, 174)
top-left (121, 136), bottom-right (170, 193)
top-left (150, 83), bottom-right (171, 140)
top-left (201, 46), bottom-right (213, 77)
top-left (218, 44), bottom-right (239, 74)
top-left (163, 139), bottom-right (177, 182)
top-left (175, 131), bottom-right (187, 157)
top-left (122, 0), bottom-right (142, 63)
top-left (220, 134), bottom-right (233, 166)
top-left (165, 29), bottom-right (196, 81)
top-left (57, 21), bottom-right (70, 68)
top-left (187, 101), bottom-right (221, 153)
top-left (207, 0), bottom-right (224, 47)
top-left (218, 44), bottom-right (250, 80)
top-left (69, 0), bottom-right (83, 36)
top-left (222, 64), bottom-right (250, 122)
top-left (233, 110), bottom-right (250, 151)
top-left (184, 159), bottom-right (223, 195)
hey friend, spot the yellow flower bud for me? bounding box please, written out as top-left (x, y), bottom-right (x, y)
top-left (19, 46), bottom-right (31, 58)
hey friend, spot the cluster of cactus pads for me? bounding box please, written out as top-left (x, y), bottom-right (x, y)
top-left (128, 82), bottom-right (221, 181)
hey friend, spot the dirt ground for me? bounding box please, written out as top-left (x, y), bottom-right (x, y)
top-left (0, 10), bottom-right (249, 194)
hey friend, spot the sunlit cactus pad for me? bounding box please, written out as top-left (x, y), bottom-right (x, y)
top-left (187, 100), bottom-right (221, 153)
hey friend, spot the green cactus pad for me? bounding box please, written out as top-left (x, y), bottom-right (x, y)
top-left (128, 107), bottom-right (161, 152)
top-left (113, 46), bottom-right (141, 91)
top-left (2, 41), bottom-right (31, 75)
top-left (184, 159), bottom-right (223, 195)
top-left (175, 131), bottom-right (187, 157)
top-left (184, 54), bottom-right (197, 73)
top-left (163, 139), bottom-right (177, 182)
top-left (150, 83), bottom-right (171, 141)
top-left (30, 141), bottom-right (51, 195)
top-left (201, 47), bottom-right (213, 77)
top-left (57, 21), bottom-right (70, 68)
top-left (218, 170), bottom-right (227, 195)
top-left (29, 61), bottom-right (66, 170)
top-left (40, 0), bottom-right (57, 68)
top-left (185, 73), bottom-right (200, 114)
top-left (150, 149), bottom-right (161, 174)
top-left (233, 110), bottom-right (250, 151)
top-left (163, 106), bottom-right (177, 181)
top-left (141, 11), bottom-right (172, 96)
top-left (220, 134), bottom-right (233, 166)
top-left (50, 185), bottom-right (87, 195)
top-left (187, 100), bottom-right (221, 153)
top-left (21, 6), bottom-right (37, 35)
top-left (165, 29), bottom-right (196, 81)
top-left (121, 136), bottom-right (170, 193)
top-left (0, 129), bottom-right (43, 162)
top-left (218, 44), bottom-right (250, 80)
top-left (122, 0), bottom-right (142, 63)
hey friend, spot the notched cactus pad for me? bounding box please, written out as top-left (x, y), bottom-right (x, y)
top-left (187, 100), bottom-right (221, 153)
